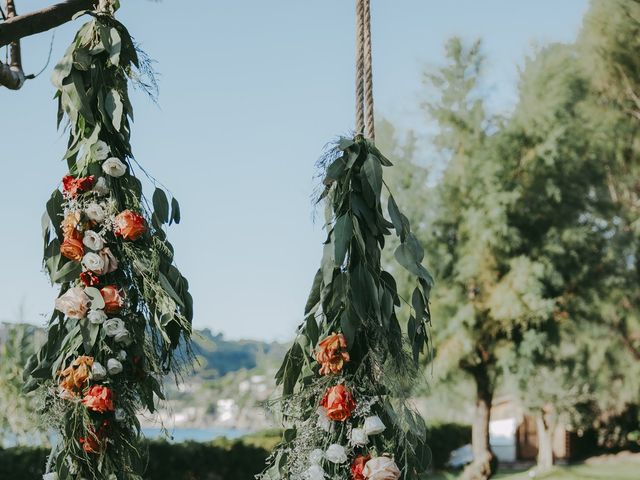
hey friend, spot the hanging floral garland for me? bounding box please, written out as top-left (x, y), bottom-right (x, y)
top-left (259, 136), bottom-right (433, 480)
top-left (23, 6), bottom-right (193, 480)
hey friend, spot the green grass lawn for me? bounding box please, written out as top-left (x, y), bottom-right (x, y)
top-left (432, 458), bottom-right (640, 480)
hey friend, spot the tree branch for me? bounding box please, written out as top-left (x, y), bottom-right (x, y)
top-left (0, 0), bottom-right (24, 90)
top-left (0, 0), bottom-right (95, 48)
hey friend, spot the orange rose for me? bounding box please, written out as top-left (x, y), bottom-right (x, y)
top-left (100, 285), bottom-right (124, 313)
top-left (59, 355), bottom-right (94, 394)
top-left (61, 211), bottom-right (82, 238)
top-left (320, 384), bottom-right (356, 421)
top-left (351, 455), bottom-right (371, 480)
top-left (81, 385), bottom-right (114, 413)
top-left (113, 210), bottom-right (146, 241)
top-left (60, 235), bottom-right (84, 261)
top-left (316, 333), bottom-right (350, 375)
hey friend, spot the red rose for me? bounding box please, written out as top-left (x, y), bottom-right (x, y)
top-left (113, 210), bottom-right (146, 241)
top-left (351, 455), bottom-right (371, 480)
top-left (79, 421), bottom-right (109, 454)
top-left (320, 384), bottom-right (356, 422)
top-left (81, 385), bottom-right (114, 413)
top-left (62, 175), bottom-right (94, 198)
top-left (80, 271), bottom-right (100, 287)
top-left (60, 235), bottom-right (84, 262)
top-left (100, 285), bottom-right (124, 313)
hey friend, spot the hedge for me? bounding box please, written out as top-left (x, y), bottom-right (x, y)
top-left (0, 423), bottom-right (470, 479)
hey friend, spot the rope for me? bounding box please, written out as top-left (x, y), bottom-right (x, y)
top-left (355, 0), bottom-right (375, 140)
top-left (355, 0), bottom-right (365, 136)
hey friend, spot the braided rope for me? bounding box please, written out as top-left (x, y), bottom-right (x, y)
top-left (355, 0), bottom-right (375, 140)
top-left (355, 0), bottom-right (366, 136)
top-left (362, 0), bottom-right (375, 140)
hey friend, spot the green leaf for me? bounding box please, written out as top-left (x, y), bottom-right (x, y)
top-left (84, 287), bottom-right (105, 310)
top-left (363, 154), bottom-right (383, 197)
top-left (412, 286), bottom-right (426, 321)
top-left (80, 319), bottom-right (100, 354)
top-left (333, 214), bottom-right (353, 266)
top-left (325, 157), bottom-right (347, 183)
top-left (159, 273), bottom-right (186, 308)
top-left (394, 241), bottom-right (433, 285)
top-left (304, 269), bottom-right (323, 315)
top-left (109, 27), bottom-right (122, 65)
top-left (305, 315), bottom-right (319, 346)
top-left (388, 195), bottom-right (410, 241)
top-left (171, 197), bottom-right (181, 225)
top-left (340, 310), bottom-right (360, 348)
top-left (51, 260), bottom-right (81, 283)
top-left (105, 89), bottom-right (124, 131)
top-left (153, 188), bottom-right (170, 224)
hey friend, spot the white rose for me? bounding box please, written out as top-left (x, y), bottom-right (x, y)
top-left (91, 140), bottom-right (110, 161)
top-left (114, 329), bottom-right (133, 346)
top-left (104, 318), bottom-right (126, 337)
top-left (92, 362), bottom-right (107, 381)
top-left (316, 406), bottom-right (331, 432)
top-left (92, 177), bottom-right (110, 196)
top-left (362, 457), bottom-right (401, 480)
top-left (87, 309), bottom-right (107, 325)
top-left (364, 415), bottom-right (386, 436)
top-left (107, 358), bottom-right (123, 375)
top-left (324, 444), bottom-right (347, 464)
top-left (82, 252), bottom-right (105, 274)
top-left (309, 449), bottom-right (324, 465)
top-left (102, 157), bottom-right (127, 177)
top-left (99, 247), bottom-right (118, 274)
top-left (115, 408), bottom-right (126, 422)
top-left (350, 427), bottom-right (369, 446)
top-left (117, 350), bottom-right (127, 361)
top-left (83, 230), bottom-right (105, 251)
top-left (43, 473), bottom-right (58, 480)
top-left (55, 287), bottom-right (89, 319)
top-left (85, 203), bottom-right (106, 223)
top-left (304, 465), bottom-right (325, 480)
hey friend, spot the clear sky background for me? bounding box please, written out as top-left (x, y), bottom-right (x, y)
top-left (1, 0), bottom-right (589, 341)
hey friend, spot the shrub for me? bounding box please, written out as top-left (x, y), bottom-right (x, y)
top-left (425, 422), bottom-right (472, 470)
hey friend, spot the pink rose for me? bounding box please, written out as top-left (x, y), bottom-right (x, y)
top-left (55, 287), bottom-right (90, 319)
top-left (363, 457), bottom-right (401, 480)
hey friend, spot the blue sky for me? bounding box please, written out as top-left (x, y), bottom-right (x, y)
top-left (1, 0), bottom-right (589, 341)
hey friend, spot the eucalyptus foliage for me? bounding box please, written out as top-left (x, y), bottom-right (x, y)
top-left (261, 136), bottom-right (433, 479)
top-left (23, 8), bottom-right (193, 480)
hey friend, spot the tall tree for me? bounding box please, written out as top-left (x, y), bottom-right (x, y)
top-left (416, 38), bottom-right (508, 480)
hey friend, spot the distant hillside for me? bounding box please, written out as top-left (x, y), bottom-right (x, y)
top-left (191, 328), bottom-right (287, 379)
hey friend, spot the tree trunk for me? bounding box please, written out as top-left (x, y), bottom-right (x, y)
top-left (461, 362), bottom-right (498, 480)
top-left (535, 410), bottom-right (555, 473)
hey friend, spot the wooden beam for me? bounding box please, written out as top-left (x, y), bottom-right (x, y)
top-left (0, 0), bottom-right (96, 48)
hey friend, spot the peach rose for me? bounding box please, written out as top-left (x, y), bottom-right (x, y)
top-left (351, 455), bottom-right (371, 480)
top-left (61, 211), bottom-right (82, 238)
top-left (316, 332), bottom-right (350, 375)
top-left (59, 355), bottom-right (94, 394)
top-left (55, 287), bottom-right (90, 319)
top-left (101, 285), bottom-right (124, 313)
top-left (362, 457), bottom-right (401, 480)
top-left (113, 210), bottom-right (146, 241)
top-left (320, 384), bottom-right (356, 422)
top-left (60, 235), bottom-right (84, 262)
top-left (81, 385), bottom-right (114, 413)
